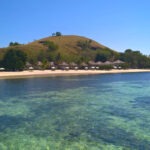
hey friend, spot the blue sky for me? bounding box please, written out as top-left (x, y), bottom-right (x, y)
top-left (0, 0), bottom-right (150, 54)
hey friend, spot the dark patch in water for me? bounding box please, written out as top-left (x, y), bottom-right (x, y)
top-left (30, 101), bottom-right (73, 116)
top-left (131, 96), bottom-right (150, 109)
top-left (102, 106), bottom-right (137, 120)
top-left (0, 115), bottom-right (30, 132)
top-left (87, 127), bottom-right (150, 149)
top-left (64, 131), bottom-right (81, 141)
top-left (130, 85), bottom-right (143, 88)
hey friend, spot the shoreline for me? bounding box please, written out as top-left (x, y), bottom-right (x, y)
top-left (0, 69), bottom-right (150, 79)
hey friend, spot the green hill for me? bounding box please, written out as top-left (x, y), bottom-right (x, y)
top-left (0, 35), bottom-right (119, 64)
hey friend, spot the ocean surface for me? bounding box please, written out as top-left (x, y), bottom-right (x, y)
top-left (0, 73), bottom-right (150, 150)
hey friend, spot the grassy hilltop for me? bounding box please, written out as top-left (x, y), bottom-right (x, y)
top-left (0, 35), bottom-right (118, 64)
top-left (1, 34), bottom-right (150, 70)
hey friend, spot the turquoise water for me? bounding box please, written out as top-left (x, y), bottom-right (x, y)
top-left (0, 73), bottom-right (150, 150)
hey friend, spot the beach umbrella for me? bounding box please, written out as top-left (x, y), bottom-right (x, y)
top-left (70, 62), bottom-right (78, 70)
top-left (96, 61), bottom-right (104, 66)
top-left (59, 62), bottom-right (69, 70)
top-left (104, 61), bottom-right (113, 65)
top-left (113, 60), bottom-right (125, 64)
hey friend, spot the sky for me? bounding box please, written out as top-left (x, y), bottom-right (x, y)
top-left (0, 0), bottom-right (150, 54)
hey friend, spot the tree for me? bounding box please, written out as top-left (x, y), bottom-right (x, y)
top-left (37, 50), bottom-right (47, 62)
top-left (94, 49), bottom-right (112, 62)
top-left (52, 33), bottom-right (56, 36)
top-left (77, 40), bottom-right (91, 50)
top-left (47, 41), bottom-right (58, 51)
top-left (55, 53), bottom-right (61, 63)
top-left (2, 49), bottom-right (27, 71)
top-left (120, 49), bottom-right (150, 68)
top-left (95, 53), bottom-right (107, 62)
top-left (40, 41), bottom-right (58, 51)
top-left (55, 32), bottom-right (62, 36)
top-left (9, 42), bottom-right (21, 46)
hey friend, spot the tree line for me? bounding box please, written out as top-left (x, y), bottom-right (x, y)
top-left (0, 48), bottom-right (150, 71)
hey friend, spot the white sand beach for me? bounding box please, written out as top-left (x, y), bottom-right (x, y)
top-left (0, 69), bottom-right (150, 79)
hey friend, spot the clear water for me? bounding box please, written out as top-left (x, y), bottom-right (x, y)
top-left (0, 73), bottom-right (150, 150)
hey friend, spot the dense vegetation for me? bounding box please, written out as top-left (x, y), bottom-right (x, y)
top-left (0, 35), bottom-right (150, 71)
top-left (1, 49), bottom-right (27, 71)
top-left (120, 49), bottom-right (150, 68)
top-left (9, 42), bottom-right (21, 46)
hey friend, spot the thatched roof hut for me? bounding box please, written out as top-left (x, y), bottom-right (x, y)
top-left (88, 61), bottom-right (97, 69)
top-left (26, 62), bottom-right (32, 67)
top-left (61, 62), bottom-right (66, 66)
top-left (70, 62), bottom-right (78, 70)
top-left (48, 61), bottom-right (55, 67)
top-left (36, 61), bottom-right (43, 70)
top-left (59, 62), bottom-right (70, 70)
top-left (103, 61), bottom-right (113, 65)
top-left (113, 60), bottom-right (125, 64)
top-left (59, 62), bottom-right (69, 66)
top-left (81, 62), bottom-right (88, 67)
top-left (25, 62), bottom-right (33, 70)
top-left (48, 62), bottom-right (56, 70)
top-left (96, 61), bottom-right (104, 66)
top-left (37, 61), bottom-right (42, 66)
top-left (88, 61), bottom-right (97, 66)
top-left (80, 62), bottom-right (88, 70)
top-left (112, 60), bottom-right (125, 69)
top-left (70, 62), bottom-right (78, 67)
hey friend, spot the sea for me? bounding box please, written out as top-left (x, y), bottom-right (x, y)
top-left (0, 72), bottom-right (150, 150)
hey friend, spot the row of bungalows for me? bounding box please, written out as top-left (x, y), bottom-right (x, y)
top-left (25, 60), bottom-right (125, 70)
top-left (86, 60), bottom-right (125, 70)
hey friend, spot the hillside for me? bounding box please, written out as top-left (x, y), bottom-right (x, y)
top-left (0, 35), bottom-right (118, 63)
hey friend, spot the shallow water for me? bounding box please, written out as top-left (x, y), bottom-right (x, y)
top-left (0, 73), bottom-right (150, 149)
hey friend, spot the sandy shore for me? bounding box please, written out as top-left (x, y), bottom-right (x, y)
top-left (0, 69), bottom-right (150, 79)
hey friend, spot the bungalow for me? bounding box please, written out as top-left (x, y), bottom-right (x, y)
top-left (49, 61), bottom-right (56, 70)
top-left (96, 61), bottom-right (104, 66)
top-left (37, 61), bottom-right (43, 70)
top-left (103, 61), bottom-right (113, 65)
top-left (88, 61), bottom-right (97, 70)
top-left (113, 60), bottom-right (125, 65)
top-left (59, 62), bottom-right (70, 70)
top-left (95, 61), bottom-right (104, 69)
top-left (113, 60), bottom-right (125, 69)
top-left (70, 62), bottom-right (78, 70)
top-left (80, 62), bottom-right (88, 70)
top-left (25, 62), bottom-right (33, 70)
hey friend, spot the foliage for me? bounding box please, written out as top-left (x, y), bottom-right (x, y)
top-left (9, 42), bottom-right (21, 46)
top-left (55, 53), bottom-right (61, 63)
top-left (56, 32), bottom-right (62, 36)
top-left (77, 40), bottom-right (92, 50)
top-left (119, 63), bottom-right (129, 69)
top-left (120, 49), bottom-right (150, 68)
top-left (0, 60), bottom-right (2, 67)
top-left (95, 49), bottom-right (114, 62)
top-left (0, 35), bottom-right (114, 67)
top-left (52, 32), bottom-right (62, 36)
top-left (2, 49), bottom-right (27, 71)
top-left (95, 53), bottom-right (107, 62)
top-left (52, 33), bottom-right (56, 36)
top-left (41, 60), bottom-right (49, 70)
top-left (1, 36), bottom-right (150, 69)
top-left (99, 65), bottom-right (113, 70)
top-left (37, 50), bottom-right (47, 62)
top-left (40, 41), bottom-right (58, 51)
